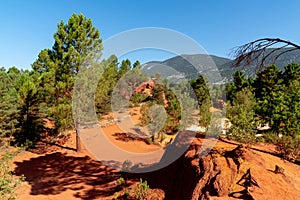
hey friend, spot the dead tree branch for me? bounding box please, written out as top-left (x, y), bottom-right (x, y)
top-left (232, 38), bottom-right (300, 71)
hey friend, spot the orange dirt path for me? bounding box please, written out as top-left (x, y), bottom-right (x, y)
top-left (7, 106), bottom-right (300, 200)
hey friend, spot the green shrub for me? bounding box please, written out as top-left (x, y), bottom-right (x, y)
top-left (124, 188), bottom-right (131, 197)
top-left (134, 178), bottom-right (149, 200)
top-left (226, 88), bottom-right (258, 144)
top-left (263, 131), bottom-right (280, 144)
top-left (145, 138), bottom-right (153, 145)
top-left (0, 151), bottom-right (24, 200)
top-left (263, 132), bottom-right (299, 161)
top-left (113, 192), bottom-right (119, 200)
top-left (139, 103), bottom-right (152, 126)
top-left (276, 135), bottom-right (300, 160)
top-left (131, 93), bottom-right (148, 104)
top-left (116, 177), bottom-right (125, 186)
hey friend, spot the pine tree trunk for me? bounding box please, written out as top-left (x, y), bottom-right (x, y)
top-left (76, 122), bottom-right (82, 152)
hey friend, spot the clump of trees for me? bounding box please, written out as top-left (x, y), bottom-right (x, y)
top-left (190, 75), bottom-right (213, 128)
top-left (0, 13), bottom-right (144, 147)
top-left (138, 78), bottom-right (191, 144)
top-left (226, 64), bottom-right (300, 159)
top-left (32, 13), bottom-right (103, 133)
top-left (0, 67), bottom-right (45, 146)
top-left (137, 73), bottom-right (217, 144)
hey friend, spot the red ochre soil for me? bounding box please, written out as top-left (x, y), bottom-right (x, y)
top-left (8, 108), bottom-right (300, 199)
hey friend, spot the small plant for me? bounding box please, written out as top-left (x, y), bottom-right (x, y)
top-left (145, 137), bottom-right (153, 145)
top-left (113, 192), bottom-right (119, 200)
top-left (263, 131), bottom-right (280, 144)
top-left (131, 93), bottom-right (148, 105)
top-left (263, 132), bottom-right (300, 161)
top-left (0, 150), bottom-right (25, 200)
top-left (124, 188), bottom-right (131, 197)
top-left (276, 135), bottom-right (300, 161)
top-left (134, 178), bottom-right (149, 200)
top-left (160, 133), bottom-right (166, 143)
top-left (116, 177), bottom-right (125, 186)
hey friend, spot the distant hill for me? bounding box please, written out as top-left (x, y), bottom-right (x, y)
top-left (141, 48), bottom-right (300, 84)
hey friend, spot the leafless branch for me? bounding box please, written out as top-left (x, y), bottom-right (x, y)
top-left (232, 38), bottom-right (300, 71)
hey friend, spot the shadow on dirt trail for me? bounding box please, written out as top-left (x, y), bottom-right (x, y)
top-left (14, 152), bottom-right (125, 199)
top-left (13, 131), bottom-right (196, 199)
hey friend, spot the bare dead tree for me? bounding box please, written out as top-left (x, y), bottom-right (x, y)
top-left (232, 38), bottom-right (300, 71)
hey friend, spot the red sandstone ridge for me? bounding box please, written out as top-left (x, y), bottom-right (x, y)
top-left (133, 78), bottom-right (168, 107)
top-left (126, 132), bottom-right (300, 200)
top-left (133, 78), bottom-right (156, 96)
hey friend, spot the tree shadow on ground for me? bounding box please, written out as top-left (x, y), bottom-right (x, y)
top-left (112, 132), bottom-right (146, 142)
top-left (14, 152), bottom-right (126, 199)
top-left (123, 131), bottom-right (197, 200)
top-left (14, 131), bottom-right (196, 200)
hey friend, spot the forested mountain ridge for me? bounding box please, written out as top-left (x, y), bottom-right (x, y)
top-left (142, 48), bottom-right (300, 83)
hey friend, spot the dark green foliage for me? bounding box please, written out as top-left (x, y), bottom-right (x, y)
top-left (190, 75), bottom-right (212, 127)
top-left (95, 55), bottom-right (119, 116)
top-left (138, 79), bottom-right (185, 141)
top-left (0, 68), bottom-right (20, 140)
top-left (211, 84), bottom-right (226, 106)
top-left (133, 60), bottom-right (141, 69)
top-left (226, 63), bottom-right (300, 159)
top-left (280, 63), bottom-right (300, 136)
top-left (131, 93), bottom-right (148, 105)
top-left (118, 59), bottom-right (131, 77)
top-left (32, 13), bottom-right (103, 132)
top-left (254, 64), bottom-right (300, 136)
top-left (154, 82), bottom-right (181, 133)
top-left (13, 71), bottom-right (45, 145)
top-left (139, 102), bottom-right (152, 126)
top-left (0, 14), bottom-right (107, 146)
top-left (226, 70), bottom-right (251, 102)
top-left (148, 105), bottom-right (167, 141)
top-left (227, 88), bottom-right (258, 143)
top-left (0, 68), bottom-right (45, 146)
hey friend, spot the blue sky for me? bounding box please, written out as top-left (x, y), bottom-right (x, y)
top-left (1, 0), bottom-right (300, 69)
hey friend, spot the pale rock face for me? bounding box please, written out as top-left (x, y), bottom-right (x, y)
top-left (133, 79), bottom-right (155, 96)
top-left (133, 78), bottom-right (169, 107)
top-left (221, 118), bottom-right (232, 130)
top-left (257, 123), bottom-right (271, 131)
top-left (186, 125), bottom-right (207, 133)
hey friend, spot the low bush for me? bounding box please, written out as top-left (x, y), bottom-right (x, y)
top-left (134, 178), bottom-right (149, 200)
top-left (276, 135), bottom-right (300, 161)
top-left (0, 150), bottom-right (24, 200)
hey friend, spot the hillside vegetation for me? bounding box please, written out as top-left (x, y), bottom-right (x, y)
top-left (0, 13), bottom-right (299, 200)
top-left (143, 48), bottom-right (300, 83)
